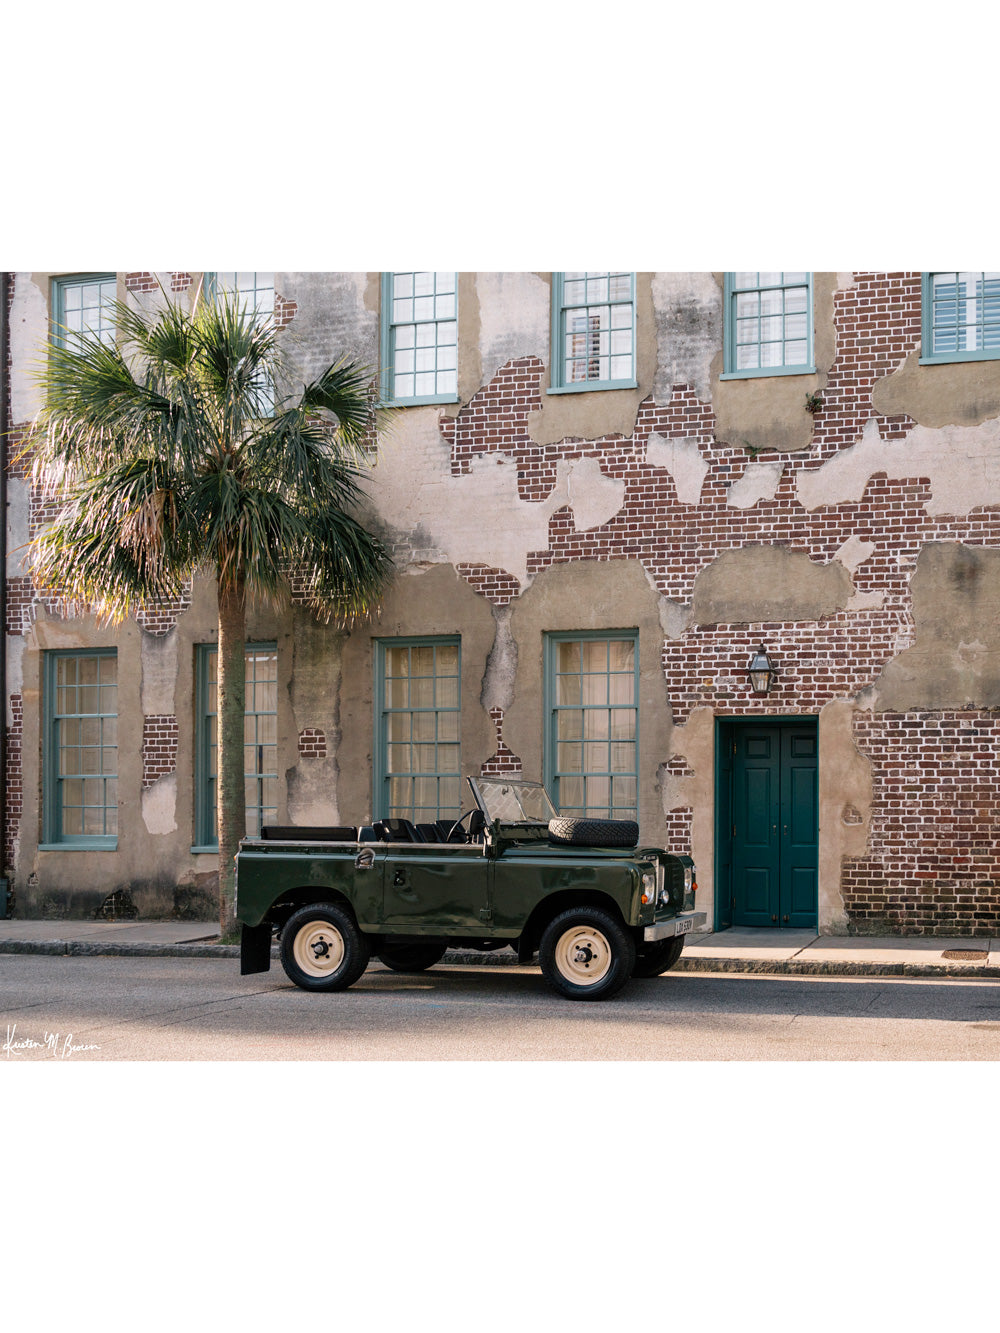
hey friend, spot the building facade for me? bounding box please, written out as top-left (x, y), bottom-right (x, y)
top-left (3, 270), bottom-right (1000, 933)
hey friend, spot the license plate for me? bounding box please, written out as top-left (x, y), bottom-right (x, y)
top-left (674, 917), bottom-right (693, 935)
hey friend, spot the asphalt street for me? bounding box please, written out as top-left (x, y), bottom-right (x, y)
top-left (3, 952), bottom-right (1000, 1060)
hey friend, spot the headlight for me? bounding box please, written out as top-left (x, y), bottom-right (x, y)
top-left (641, 871), bottom-right (656, 905)
top-left (684, 865), bottom-right (694, 896)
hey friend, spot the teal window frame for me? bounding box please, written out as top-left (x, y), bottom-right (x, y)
top-left (374, 637), bottom-right (462, 822)
top-left (41, 649), bottom-right (119, 850)
top-left (543, 630), bottom-right (639, 822)
top-left (548, 272), bottom-right (637, 394)
top-left (193, 643), bottom-right (278, 851)
top-left (920, 272), bottom-right (1000, 364)
top-left (51, 274), bottom-right (117, 349)
top-left (721, 272), bottom-right (815, 378)
top-left (379, 272), bottom-right (459, 407)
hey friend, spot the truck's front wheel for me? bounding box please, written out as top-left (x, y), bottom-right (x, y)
top-left (280, 903), bottom-right (370, 992)
top-left (539, 907), bottom-right (636, 1001)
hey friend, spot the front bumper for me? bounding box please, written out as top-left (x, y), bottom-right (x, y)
top-left (644, 911), bottom-right (706, 942)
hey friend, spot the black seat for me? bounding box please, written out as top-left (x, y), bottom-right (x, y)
top-left (376, 818), bottom-right (423, 843)
top-left (416, 823), bottom-right (440, 843)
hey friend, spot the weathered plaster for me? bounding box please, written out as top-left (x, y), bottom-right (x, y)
top-left (711, 272), bottom-right (839, 454)
top-left (337, 565), bottom-right (497, 823)
top-left (691, 545), bottom-right (854, 626)
top-left (140, 630), bottom-right (178, 716)
top-left (11, 275), bottom-right (50, 422)
top-left (6, 479), bottom-right (30, 577)
top-left (646, 434), bottom-right (709, 506)
top-left (834, 535), bottom-right (876, 574)
top-left (817, 699), bottom-right (871, 934)
top-left (505, 560), bottom-right (671, 844)
top-left (659, 706), bottom-right (715, 929)
top-left (874, 347), bottom-right (1000, 428)
top-left (651, 272), bottom-right (721, 405)
top-left (797, 414), bottom-right (1000, 516)
top-left (726, 460), bottom-right (784, 509)
top-left (285, 613), bottom-right (348, 826)
top-left (527, 274), bottom-right (657, 446)
top-left (280, 272), bottom-right (377, 387)
top-left (141, 775), bottom-right (178, 835)
top-left (476, 272), bottom-right (549, 388)
top-left (658, 598), bottom-right (692, 641)
top-left (874, 543), bottom-right (1000, 710)
top-left (370, 413), bottom-right (624, 584)
top-left (481, 605), bottom-right (518, 714)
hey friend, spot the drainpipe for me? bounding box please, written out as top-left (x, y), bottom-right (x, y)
top-left (1, 271), bottom-right (10, 916)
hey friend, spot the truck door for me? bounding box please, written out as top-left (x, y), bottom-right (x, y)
top-left (381, 845), bottom-right (491, 934)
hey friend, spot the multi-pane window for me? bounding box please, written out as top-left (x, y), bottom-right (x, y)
top-left (723, 272), bottom-right (813, 376)
top-left (376, 638), bottom-right (462, 822)
top-left (550, 272), bottom-right (636, 391)
top-left (195, 644), bottom-right (278, 847)
top-left (381, 272), bottom-right (458, 404)
top-left (44, 650), bottom-right (118, 846)
top-left (207, 271), bottom-right (275, 317)
top-left (922, 272), bottom-right (1000, 363)
top-left (545, 632), bottom-right (638, 821)
top-left (52, 274), bottom-right (117, 349)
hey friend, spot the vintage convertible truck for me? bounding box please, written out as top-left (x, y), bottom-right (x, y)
top-left (236, 776), bottom-right (703, 1001)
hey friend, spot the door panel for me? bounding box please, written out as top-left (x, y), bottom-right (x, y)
top-left (725, 720), bottom-right (818, 929)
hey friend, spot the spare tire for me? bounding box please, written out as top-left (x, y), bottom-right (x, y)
top-left (548, 817), bottom-right (639, 848)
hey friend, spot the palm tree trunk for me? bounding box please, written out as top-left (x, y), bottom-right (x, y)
top-left (217, 576), bottom-right (246, 937)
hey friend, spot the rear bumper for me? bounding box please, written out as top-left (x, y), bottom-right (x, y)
top-left (644, 911), bottom-right (706, 942)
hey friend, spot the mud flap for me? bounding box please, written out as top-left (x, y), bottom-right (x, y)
top-left (240, 922), bottom-right (272, 975)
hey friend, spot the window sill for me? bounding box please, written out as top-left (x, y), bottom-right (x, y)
top-left (190, 845), bottom-right (220, 855)
top-left (38, 840), bottom-right (119, 852)
top-left (379, 394), bottom-right (460, 409)
top-left (719, 366), bottom-right (816, 380)
top-left (546, 380), bottom-right (638, 396)
top-left (918, 351), bottom-right (1000, 366)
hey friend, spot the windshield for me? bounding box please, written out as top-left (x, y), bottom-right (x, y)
top-left (470, 777), bottom-right (557, 825)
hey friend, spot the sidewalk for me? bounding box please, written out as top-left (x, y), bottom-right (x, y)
top-left (2, 919), bottom-right (999, 978)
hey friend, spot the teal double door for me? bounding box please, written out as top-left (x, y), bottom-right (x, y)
top-left (716, 719), bottom-right (818, 930)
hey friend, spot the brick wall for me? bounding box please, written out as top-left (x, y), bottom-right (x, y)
top-left (142, 715), bottom-right (179, 788)
top-left (298, 728), bottom-right (327, 759)
top-left (843, 711), bottom-right (1000, 934)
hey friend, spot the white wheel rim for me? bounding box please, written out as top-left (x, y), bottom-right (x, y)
top-left (554, 925), bottom-right (613, 986)
top-left (292, 920), bottom-right (346, 978)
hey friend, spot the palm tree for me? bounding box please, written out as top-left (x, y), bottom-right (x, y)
top-left (26, 285), bottom-right (394, 934)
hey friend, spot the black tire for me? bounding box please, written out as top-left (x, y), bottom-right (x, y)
top-left (280, 902), bottom-right (370, 992)
top-left (375, 939), bottom-right (449, 972)
top-left (548, 817), bottom-right (639, 849)
top-left (539, 906), bottom-right (637, 1001)
top-left (632, 934), bottom-right (686, 978)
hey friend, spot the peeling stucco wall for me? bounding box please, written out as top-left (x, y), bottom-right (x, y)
top-left (8, 269), bottom-right (1000, 933)
top-left (691, 545), bottom-right (854, 626)
top-left (873, 543), bottom-right (1000, 711)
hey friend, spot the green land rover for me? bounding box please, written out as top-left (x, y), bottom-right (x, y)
top-left (236, 776), bottom-right (703, 1001)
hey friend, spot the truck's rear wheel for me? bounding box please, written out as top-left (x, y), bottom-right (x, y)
top-left (539, 907), bottom-right (636, 1001)
top-left (280, 903), bottom-right (370, 992)
top-left (375, 940), bottom-right (448, 972)
top-left (632, 934), bottom-right (686, 978)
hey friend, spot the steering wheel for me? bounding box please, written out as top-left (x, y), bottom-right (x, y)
top-left (446, 809), bottom-right (477, 843)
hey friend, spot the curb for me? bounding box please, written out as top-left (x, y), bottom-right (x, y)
top-left (2, 938), bottom-right (998, 979)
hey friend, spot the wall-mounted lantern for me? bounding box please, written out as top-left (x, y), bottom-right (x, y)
top-left (747, 643), bottom-right (777, 696)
